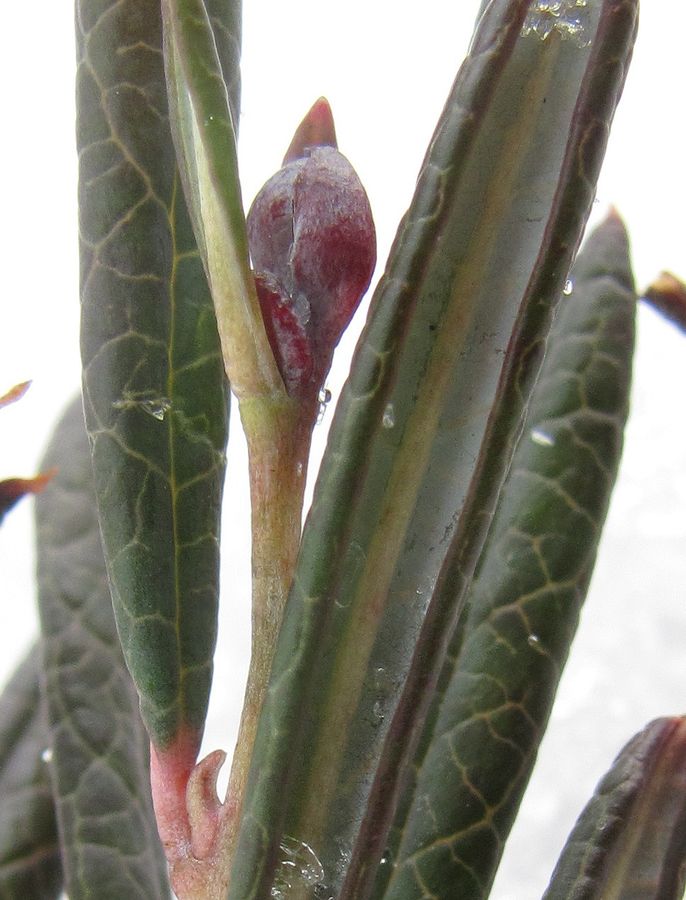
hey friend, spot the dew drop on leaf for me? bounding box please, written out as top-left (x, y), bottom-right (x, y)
top-left (382, 403), bottom-right (395, 429)
top-left (530, 428), bottom-right (555, 447)
top-left (316, 387), bottom-right (332, 424)
top-left (521, 0), bottom-right (592, 48)
top-left (139, 398), bottom-right (172, 421)
top-left (271, 836), bottom-right (325, 899)
top-left (112, 394), bottom-right (172, 421)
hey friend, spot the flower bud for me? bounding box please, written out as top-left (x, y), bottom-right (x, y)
top-left (247, 100), bottom-right (376, 398)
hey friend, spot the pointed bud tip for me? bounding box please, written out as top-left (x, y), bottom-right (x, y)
top-left (605, 204), bottom-right (625, 226)
top-left (283, 97), bottom-right (338, 164)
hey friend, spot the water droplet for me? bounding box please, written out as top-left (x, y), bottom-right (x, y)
top-left (113, 395), bottom-right (172, 421)
top-left (382, 403), bottom-right (395, 429)
top-left (530, 428), bottom-right (555, 447)
top-left (204, 114), bottom-right (215, 126)
top-left (316, 387), bottom-right (332, 425)
top-left (373, 666), bottom-right (388, 688)
top-left (521, 0), bottom-right (592, 48)
top-left (41, 747), bottom-right (53, 763)
top-left (528, 633), bottom-right (541, 647)
top-left (296, 461), bottom-right (304, 477)
top-left (372, 699), bottom-right (385, 725)
top-left (140, 398), bottom-right (172, 420)
top-left (271, 836), bottom-right (325, 899)
top-left (313, 887), bottom-right (334, 900)
top-left (563, 279), bottom-right (574, 296)
top-left (379, 848), bottom-right (393, 867)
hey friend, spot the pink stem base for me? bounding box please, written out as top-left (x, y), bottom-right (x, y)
top-left (150, 734), bottom-right (236, 899)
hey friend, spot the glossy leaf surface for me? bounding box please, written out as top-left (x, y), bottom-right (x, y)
top-left (375, 214), bottom-right (636, 899)
top-left (77, 0), bottom-right (230, 749)
top-left (0, 651), bottom-right (61, 899)
top-left (35, 397), bottom-right (169, 899)
top-left (228, 3), bottom-right (638, 897)
top-left (544, 717), bottom-right (686, 899)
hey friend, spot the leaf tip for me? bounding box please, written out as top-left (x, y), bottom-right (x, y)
top-left (643, 271), bottom-right (686, 334)
top-left (187, 748), bottom-right (228, 860)
top-left (283, 96), bottom-right (338, 164)
top-left (0, 380), bottom-right (32, 410)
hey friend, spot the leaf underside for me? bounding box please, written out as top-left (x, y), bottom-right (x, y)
top-left (0, 651), bottom-right (61, 899)
top-left (35, 397), bottom-right (169, 899)
top-left (228, 2), bottom-right (639, 898)
top-left (77, 0), bottom-right (231, 749)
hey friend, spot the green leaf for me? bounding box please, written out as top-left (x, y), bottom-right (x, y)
top-left (77, 0), bottom-right (230, 751)
top-left (228, 2), bottom-right (638, 897)
top-left (374, 213), bottom-right (636, 899)
top-left (0, 651), bottom-right (61, 899)
top-left (543, 717), bottom-right (686, 899)
top-left (162, 0), bottom-right (284, 400)
top-left (35, 397), bottom-right (170, 899)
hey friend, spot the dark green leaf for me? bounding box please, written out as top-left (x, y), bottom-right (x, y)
top-left (375, 213), bottom-right (636, 899)
top-left (0, 651), bottom-right (61, 900)
top-left (36, 397), bottom-right (169, 899)
top-left (228, 3), bottom-right (638, 898)
top-left (544, 717), bottom-right (686, 900)
top-left (77, 0), bottom-right (230, 751)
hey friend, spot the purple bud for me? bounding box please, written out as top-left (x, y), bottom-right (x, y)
top-left (247, 100), bottom-right (376, 399)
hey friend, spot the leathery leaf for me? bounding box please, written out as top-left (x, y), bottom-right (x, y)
top-left (544, 717), bottom-right (686, 900)
top-left (0, 650), bottom-right (61, 899)
top-left (77, 0), bottom-right (230, 751)
top-left (228, 2), bottom-right (638, 897)
top-left (374, 214), bottom-right (636, 899)
top-left (36, 398), bottom-right (169, 899)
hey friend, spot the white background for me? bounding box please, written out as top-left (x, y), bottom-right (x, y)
top-left (0, 2), bottom-right (684, 897)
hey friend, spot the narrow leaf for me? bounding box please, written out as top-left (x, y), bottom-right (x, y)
top-left (0, 382), bottom-right (31, 410)
top-left (36, 397), bottom-right (169, 899)
top-left (375, 213), bottom-right (636, 899)
top-left (77, 0), bottom-right (230, 760)
top-left (0, 651), bottom-right (61, 899)
top-left (228, 3), bottom-right (638, 898)
top-left (544, 717), bottom-right (686, 900)
top-left (161, 0), bottom-right (284, 400)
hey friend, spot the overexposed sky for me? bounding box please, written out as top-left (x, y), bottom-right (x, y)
top-left (1, 2), bottom-right (684, 897)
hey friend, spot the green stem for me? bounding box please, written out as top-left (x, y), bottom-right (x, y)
top-left (234, 396), bottom-right (313, 785)
top-left (216, 393), bottom-right (317, 891)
